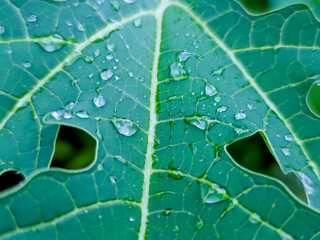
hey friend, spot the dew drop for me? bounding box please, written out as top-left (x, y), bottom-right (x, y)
top-left (78, 24), bottom-right (85, 32)
top-left (0, 25), bottom-right (5, 35)
top-left (128, 72), bottom-right (134, 78)
top-left (217, 106), bottom-right (227, 113)
top-left (124, 0), bottom-right (136, 3)
top-left (297, 172), bottom-right (315, 195)
top-left (235, 112), bottom-right (246, 120)
top-left (51, 110), bottom-right (63, 120)
top-left (129, 217), bottom-right (135, 222)
top-left (97, 164), bottom-right (103, 171)
top-left (200, 184), bottom-right (228, 204)
top-left (284, 135), bottom-right (294, 142)
top-left (188, 118), bottom-right (207, 130)
top-left (22, 62), bottom-right (31, 68)
top-left (133, 18), bottom-right (142, 27)
top-left (177, 51), bottom-right (194, 62)
top-left (76, 111), bottom-right (89, 119)
top-left (93, 95), bottom-right (106, 108)
top-left (96, 130), bottom-right (103, 140)
top-left (306, 80), bottom-right (320, 118)
top-left (110, 0), bottom-right (120, 11)
top-left (27, 14), bottom-right (37, 22)
top-left (109, 175), bottom-right (117, 184)
top-left (111, 118), bottom-right (139, 136)
top-left (205, 84), bottom-right (217, 96)
top-left (107, 42), bottom-right (115, 52)
top-left (100, 69), bottom-right (113, 80)
top-left (37, 39), bottom-right (65, 53)
top-left (170, 62), bottom-right (188, 80)
top-left (65, 102), bottom-right (76, 111)
top-left (106, 54), bottom-right (114, 60)
top-left (281, 147), bottom-right (290, 156)
top-left (63, 111), bottom-right (73, 119)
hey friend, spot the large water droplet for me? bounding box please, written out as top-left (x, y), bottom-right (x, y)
top-left (101, 69), bottom-right (113, 80)
top-left (76, 111), bottom-right (89, 119)
top-left (65, 102), bottom-right (76, 111)
top-left (205, 84), bottom-right (217, 96)
top-left (306, 80), bottom-right (320, 118)
top-left (93, 95), bottom-right (106, 108)
top-left (27, 14), bottom-right (37, 22)
top-left (201, 184), bottom-right (228, 204)
top-left (111, 118), bottom-right (139, 136)
top-left (170, 62), bottom-right (188, 80)
top-left (188, 118), bottom-right (207, 130)
top-left (51, 110), bottom-right (63, 120)
top-left (37, 39), bottom-right (65, 53)
top-left (235, 112), bottom-right (246, 120)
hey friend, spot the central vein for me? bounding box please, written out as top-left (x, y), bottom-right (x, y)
top-left (138, 1), bottom-right (168, 239)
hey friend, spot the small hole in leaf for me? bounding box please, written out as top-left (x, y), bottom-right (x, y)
top-left (0, 170), bottom-right (25, 192)
top-left (51, 126), bottom-right (96, 170)
top-left (227, 132), bottom-right (307, 202)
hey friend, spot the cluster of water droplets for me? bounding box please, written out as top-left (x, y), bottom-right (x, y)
top-left (50, 102), bottom-right (90, 120)
top-left (111, 118), bottom-right (139, 136)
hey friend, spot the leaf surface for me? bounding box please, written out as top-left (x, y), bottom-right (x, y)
top-left (0, 0), bottom-right (320, 239)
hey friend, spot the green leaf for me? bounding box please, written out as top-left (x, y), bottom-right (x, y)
top-left (1, 0), bottom-right (320, 239)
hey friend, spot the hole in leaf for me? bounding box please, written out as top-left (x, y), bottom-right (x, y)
top-left (51, 126), bottom-right (96, 170)
top-left (0, 170), bottom-right (25, 192)
top-left (227, 132), bottom-right (307, 202)
top-left (239, 0), bottom-right (269, 12)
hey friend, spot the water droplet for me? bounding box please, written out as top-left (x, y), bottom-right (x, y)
top-left (96, 130), bottom-right (103, 140)
top-left (129, 217), bottom-right (135, 222)
top-left (0, 25), bottom-right (5, 35)
top-left (173, 226), bottom-right (179, 232)
top-left (97, 164), bottom-right (103, 171)
top-left (297, 172), bottom-right (315, 195)
top-left (65, 102), bottom-right (76, 111)
top-left (217, 106), bottom-right (227, 113)
top-left (133, 18), bottom-right (142, 27)
top-left (111, 118), bottom-right (139, 136)
top-left (205, 84), bottom-right (217, 96)
top-left (195, 218), bottom-right (204, 231)
top-left (201, 184), bottom-right (228, 204)
top-left (37, 39), bottom-right (65, 53)
top-left (94, 50), bottom-right (100, 57)
top-left (177, 51), bottom-right (194, 62)
top-left (107, 42), bottom-right (115, 52)
top-left (128, 72), bottom-right (134, 78)
top-left (100, 69), bottom-right (113, 80)
top-left (162, 208), bottom-right (172, 216)
top-left (235, 112), bottom-right (246, 120)
top-left (249, 213), bottom-right (261, 224)
top-left (306, 80), bottom-right (320, 118)
top-left (51, 110), bottom-right (63, 120)
top-left (124, 0), bottom-right (135, 3)
top-left (188, 118), bottom-right (207, 130)
top-left (109, 175), bottom-right (117, 184)
top-left (110, 0), bottom-right (120, 11)
top-left (27, 14), bottom-right (37, 22)
top-left (76, 111), bottom-right (89, 118)
top-left (106, 54), bottom-right (114, 60)
top-left (22, 62), bottom-right (31, 68)
top-left (211, 67), bottom-right (224, 76)
top-left (247, 104), bottom-right (254, 110)
top-left (170, 62), bottom-right (188, 80)
top-left (78, 24), bottom-right (85, 32)
top-left (281, 147), bottom-right (290, 156)
top-left (63, 111), bottom-right (73, 119)
top-left (284, 135), bottom-right (294, 142)
top-left (168, 170), bottom-right (183, 180)
top-left (93, 95), bottom-right (106, 108)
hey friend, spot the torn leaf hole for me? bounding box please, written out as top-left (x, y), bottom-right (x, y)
top-left (51, 125), bottom-right (96, 170)
top-left (227, 132), bottom-right (307, 202)
top-left (0, 170), bottom-right (25, 192)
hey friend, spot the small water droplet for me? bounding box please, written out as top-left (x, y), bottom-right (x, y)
top-left (109, 175), bottom-right (117, 184)
top-left (128, 72), bottom-right (134, 78)
top-left (94, 50), bottom-right (100, 57)
top-left (27, 14), bottom-right (37, 22)
top-left (63, 111), bottom-right (73, 119)
top-left (205, 84), bottom-right (217, 96)
top-left (78, 24), bottom-right (85, 32)
top-left (51, 110), bottom-right (63, 120)
top-left (111, 118), bottom-right (139, 136)
top-left (177, 51), bottom-right (194, 62)
top-left (129, 217), bottom-right (135, 222)
top-left (93, 95), bottom-right (106, 108)
top-left (97, 164), bottom-right (103, 171)
top-left (100, 69), bottom-right (113, 80)
top-left (107, 42), bottom-right (115, 52)
top-left (133, 18), bottom-right (142, 27)
top-left (106, 54), bottom-right (114, 60)
top-left (37, 39), bottom-right (65, 53)
top-left (76, 111), bottom-right (89, 118)
top-left (247, 104), bottom-right (254, 110)
top-left (124, 0), bottom-right (136, 3)
top-left (170, 62), bottom-right (188, 80)
top-left (306, 80), bottom-right (320, 118)
top-left (211, 67), bottom-right (224, 76)
top-left (162, 208), bottom-right (172, 216)
top-left (281, 147), bottom-right (290, 156)
top-left (0, 25), bottom-right (5, 35)
top-left (22, 62), bottom-right (31, 68)
top-left (96, 130), bottom-right (103, 140)
top-left (284, 135), bottom-right (294, 142)
top-left (195, 218), bottom-right (204, 231)
top-left (249, 213), bottom-right (261, 224)
top-left (217, 106), bottom-right (227, 113)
